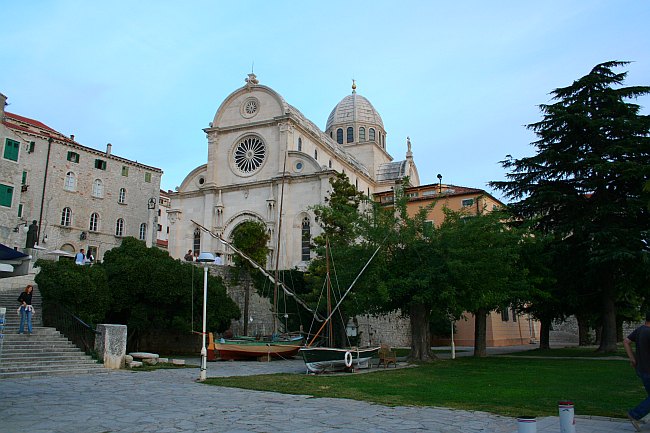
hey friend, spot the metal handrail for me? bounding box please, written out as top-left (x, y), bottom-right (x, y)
top-left (42, 301), bottom-right (100, 356)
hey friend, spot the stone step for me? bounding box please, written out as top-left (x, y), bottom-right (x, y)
top-left (0, 353), bottom-right (94, 361)
top-left (1, 347), bottom-right (84, 355)
top-left (0, 357), bottom-right (99, 368)
top-left (0, 366), bottom-right (107, 379)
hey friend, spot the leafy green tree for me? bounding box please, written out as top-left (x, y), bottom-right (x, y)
top-left (491, 61), bottom-right (650, 352)
top-left (35, 259), bottom-right (110, 324)
top-left (230, 220), bottom-right (269, 335)
top-left (438, 209), bottom-right (527, 357)
top-left (101, 237), bottom-right (239, 338)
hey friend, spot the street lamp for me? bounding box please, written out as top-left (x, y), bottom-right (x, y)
top-left (197, 251), bottom-right (215, 381)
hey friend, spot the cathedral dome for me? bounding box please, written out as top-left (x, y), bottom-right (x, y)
top-left (325, 90), bottom-right (384, 132)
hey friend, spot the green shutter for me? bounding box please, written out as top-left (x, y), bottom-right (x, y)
top-left (18, 203), bottom-right (23, 217)
top-left (0, 184), bottom-right (14, 207)
top-left (3, 139), bottom-right (20, 161)
top-left (22, 171), bottom-right (27, 185)
top-left (145, 172), bottom-right (151, 183)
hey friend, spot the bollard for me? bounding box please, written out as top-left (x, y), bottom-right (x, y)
top-left (517, 416), bottom-right (536, 433)
top-left (558, 401), bottom-right (576, 433)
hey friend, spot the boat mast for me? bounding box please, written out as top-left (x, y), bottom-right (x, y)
top-left (273, 150), bottom-right (288, 334)
top-left (326, 238), bottom-right (333, 347)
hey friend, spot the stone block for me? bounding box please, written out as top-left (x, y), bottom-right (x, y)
top-left (143, 357), bottom-right (158, 365)
top-left (171, 359), bottom-right (185, 365)
top-left (125, 355), bottom-right (133, 363)
top-left (128, 360), bottom-right (143, 368)
top-left (129, 352), bottom-right (159, 360)
top-left (158, 357), bottom-right (169, 363)
top-left (95, 324), bottom-right (127, 370)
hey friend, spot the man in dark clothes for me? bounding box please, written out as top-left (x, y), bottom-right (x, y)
top-left (624, 311), bottom-right (650, 431)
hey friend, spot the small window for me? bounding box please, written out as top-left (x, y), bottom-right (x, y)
top-left (3, 138), bottom-right (20, 161)
top-left (369, 128), bottom-right (376, 142)
top-left (301, 217), bottom-right (310, 261)
top-left (297, 137), bottom-right (302, 152)
top-left (193, 228), bottom-right (201, 253)
top-left (115, 218), bottom-right (124, 236)
top-left (18, 203), bottom-right (23, 218)
top-left (28, 141), bottom-right (35, 153)
top-left (121, 166), bottom-right (129, 176)
top-left (347, 127), bottom-right (354, 143)
top-left (462, 198), bottom-right (474, 207)
top-left (0, 184), bottom-right (13, 207)
top-left (92, 179), bottom-right (103, 198)
top-left (89, 212), bottom-right (99, 232)
top-left (166, 226), bottom-right (169, 234)
top-left (144, 172), bottom-right (152, 183)
top-left (139, 223), bottom-right (147, 240)
top-left (67, 151), bottom-right (80, 163)
top-left (118, 188), bottom-right (126, 204)
top-left (61, 207), bottom-right (72, 226)
top-left (512, 308), bottom-right (517, 322)
top-left (501, 308), bottom-right (510, 322)
top-left (64, 172), bottom-right (76, 192)
top-left (359, 127), bottom-right (366, 141)
top-left (336, 128), bottom-right (343, 144)
top-left (158, 209), bottom-right (161, 216)
top-left (95, 159), bottom-right (106, 170)
top-left (157, 224), bottom-right (162, 232)
top-left (314, 149), bottom-right (318, 160)
top-left (329, 160), bottom-right (332, 168)
top-left (21, 171), bottom-right (27, 185)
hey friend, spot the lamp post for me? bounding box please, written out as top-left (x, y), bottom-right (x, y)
top-left (197, 251), bottom-right (215, 381)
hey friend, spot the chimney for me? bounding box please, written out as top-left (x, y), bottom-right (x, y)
top-left (70, 134), bottom-right (75, 141)
top-left (106, 143), bottom-right (112, 156)
top-left (0, 93), bottom-right (7, 121)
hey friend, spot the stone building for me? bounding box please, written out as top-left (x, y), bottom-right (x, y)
top-left (155, 189), bottom-right (171, 250)
top-left (0, 92), bottom-right (162, 261)
top-left (168, 74), bottom-right (419, 269)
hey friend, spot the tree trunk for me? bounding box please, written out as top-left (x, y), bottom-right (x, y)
top-left (576, 315), bottom-right (591, 346)
top-left (539, 318), bottom-right (551, 350)
top-left (243, 276), bottom-right (250, 336)
top-left (409, 303), bottom-right (436, 361)
top-left (473, 308), bottom-right (488, 357)
top-left (597, 294), bottom-right (617, 353)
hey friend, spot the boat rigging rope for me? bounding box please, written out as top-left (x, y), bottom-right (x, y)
top-left (191, 220), bottom-right (324, 322)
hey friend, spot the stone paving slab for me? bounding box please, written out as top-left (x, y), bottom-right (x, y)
top-left (0, 359), bottom-right (636, 432)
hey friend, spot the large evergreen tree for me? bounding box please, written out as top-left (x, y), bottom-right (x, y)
top-left (491, 61), bottom-right (650, 352)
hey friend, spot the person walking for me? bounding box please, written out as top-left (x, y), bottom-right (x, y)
top-left (624, 311), bottom-right (650, 431)
top-left (75, 248), bottom-right (85, 265)
top-left (17, 285), bottom-right (34, 335)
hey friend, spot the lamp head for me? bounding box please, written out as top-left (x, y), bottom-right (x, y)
top-left (197, 252), bottom-right (215, 263)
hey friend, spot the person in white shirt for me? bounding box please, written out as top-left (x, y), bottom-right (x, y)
top-left (75, 248), bottom-right (85, 265)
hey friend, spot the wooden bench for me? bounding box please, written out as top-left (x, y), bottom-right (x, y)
top-left (377, 345), bottom-right (397, 368)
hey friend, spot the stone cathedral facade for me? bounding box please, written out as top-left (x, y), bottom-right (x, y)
top-left (168, 74), bottom-right (419, 269)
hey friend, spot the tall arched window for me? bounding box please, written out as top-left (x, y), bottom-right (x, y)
top-left (359, 127), bottom-right (366, 141)
top-left (64, 172), bottom-right (76, 191)
top-left (115, 218), bottom-right (124, 236)
top-left (118, 188), bottom-right (126, 204)
top-left (193, 228), bottom-right (201, 253)
top-left (297, 137), bottom-right (302, 151)
top-left (301, 217), bottom-right (310, 261)
top-left (336, 128), bottom-right (343, 144)
top-left (346, 127), bottom-right (354, 143)
top-left (369, 128), bottom-right (376, 142)
top-left (92, 179), bottom-right (103, 198)
top-left (89, 212), bottom-right (99, 232)
top-left (61, 207), bottom-right (72, 226)
top-left (139, 223), bottom-right (147, 240)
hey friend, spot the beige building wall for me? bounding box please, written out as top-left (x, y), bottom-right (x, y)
top-left (0, 93), bottom-right (162, 260)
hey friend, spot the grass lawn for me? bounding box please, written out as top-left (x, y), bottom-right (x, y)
top-left (503, 345), bottom-right (627, 358)
top-left (204, 357), bottom-right (641, 418)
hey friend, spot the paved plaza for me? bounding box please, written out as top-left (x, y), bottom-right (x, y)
top-left (0, 357), bottom-right (635, 433)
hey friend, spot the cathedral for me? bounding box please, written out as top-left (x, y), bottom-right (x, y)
top-left (168, 74), bottom-right (419, 269)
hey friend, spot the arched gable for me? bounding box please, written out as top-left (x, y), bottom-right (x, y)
top-left (212, 85), bottom-right (289, 129)
top-left (178, 164), bottom-right (207, 192)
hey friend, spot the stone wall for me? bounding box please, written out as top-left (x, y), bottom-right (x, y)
top-left (355, 312), bottom-right (411, 348)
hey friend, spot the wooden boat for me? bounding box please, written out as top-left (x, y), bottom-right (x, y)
top-left (208, 332), bottom-right (303, 361)
top-left (299, 346), bottom-right (379, 373)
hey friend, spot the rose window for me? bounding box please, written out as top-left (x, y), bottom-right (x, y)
top-left (233, 136), bottom-right (266, 174)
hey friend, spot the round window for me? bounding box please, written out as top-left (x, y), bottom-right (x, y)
top-left (233, 136), bottom-right (266, 174)
top-left (295, 161), bottom-right (303, 172)
top-left (241, 97), bottom-right (259, 118)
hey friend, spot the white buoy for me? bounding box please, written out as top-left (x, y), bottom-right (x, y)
top-left (558, 401), bottom-right (576, 433)
top-left (517, 416), bottom-right (536, 433)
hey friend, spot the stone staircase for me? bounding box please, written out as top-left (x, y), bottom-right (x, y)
top-left (0, 276), bottom-right (106, 379)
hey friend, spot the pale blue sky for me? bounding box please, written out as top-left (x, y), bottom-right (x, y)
top-left (3, 1), bottom-right (649, 199)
